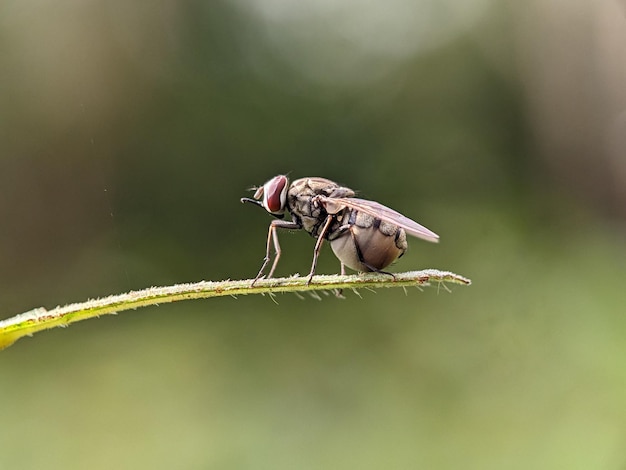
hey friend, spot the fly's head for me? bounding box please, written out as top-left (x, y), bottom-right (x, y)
top-left (241, 175), bottom-right (289, 218)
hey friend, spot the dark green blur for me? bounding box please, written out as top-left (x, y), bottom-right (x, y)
top-left (1, 1), bottom-right (625, 469)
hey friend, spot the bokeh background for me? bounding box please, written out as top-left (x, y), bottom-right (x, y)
top-left (1, 0), bottom-right (625, 468)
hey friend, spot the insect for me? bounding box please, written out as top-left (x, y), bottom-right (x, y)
top-left (241, 175), bottom-right (439, 284)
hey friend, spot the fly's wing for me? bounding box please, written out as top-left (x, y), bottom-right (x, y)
top-left (320, 196), bottom-right (440, 243)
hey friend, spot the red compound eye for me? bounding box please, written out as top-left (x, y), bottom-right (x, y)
top-left (263, 175), bottom-right (288, 214)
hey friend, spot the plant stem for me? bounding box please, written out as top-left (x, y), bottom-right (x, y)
top-left (0, 269), bottom-right (470, 350)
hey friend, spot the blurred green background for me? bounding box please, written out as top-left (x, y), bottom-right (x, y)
top-left (1, 0), bottom-right (625, 468)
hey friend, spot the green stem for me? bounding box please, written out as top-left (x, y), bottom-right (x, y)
top-left (0, 269), bottom-right (470, 350)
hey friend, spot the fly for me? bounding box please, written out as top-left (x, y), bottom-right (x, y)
top-left (241, 175), bottom-right (439, 284)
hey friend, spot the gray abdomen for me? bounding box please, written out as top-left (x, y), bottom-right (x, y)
top-left (329, 209), bottom-right (407, 272)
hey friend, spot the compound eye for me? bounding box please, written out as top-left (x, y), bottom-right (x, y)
top-left (263, 175), bottom-right (288, 214)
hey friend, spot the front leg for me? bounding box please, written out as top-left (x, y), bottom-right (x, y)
top-left (252, 219), bottom-right (301, 285)
top-left (306, 215), bottom-right (335, 285)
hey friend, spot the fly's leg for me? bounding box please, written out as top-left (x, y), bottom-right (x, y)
top-left (267, 225), bottom-right (282, 278)
top-left (306, 215), bottom-right (335, 284)
top-left (251, 225), bottom-right (275, 285)
top-left (252, 220), bottom-right (301, 286)
top-left (333, 262), bottom-right (347, 298)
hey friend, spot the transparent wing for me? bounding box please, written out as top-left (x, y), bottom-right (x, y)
top-left (320, 196), bottom-right (440, 243)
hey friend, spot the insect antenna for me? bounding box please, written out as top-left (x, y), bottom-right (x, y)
top-left (240, 198), bottom-right (285, 219)
top-left (240, 197), bottom-right (263, 207)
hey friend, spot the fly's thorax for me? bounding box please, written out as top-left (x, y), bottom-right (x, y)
top-left (287, 177), bottom-right (355, 238)
top-left (329, 208), bottom-right (408, 272)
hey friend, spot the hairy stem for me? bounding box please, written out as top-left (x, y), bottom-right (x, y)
top-left (0, 269), bottom-right (470, 350)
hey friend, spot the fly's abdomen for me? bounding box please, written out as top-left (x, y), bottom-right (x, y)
top-left (329, 209), bottom-right (407, 272)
